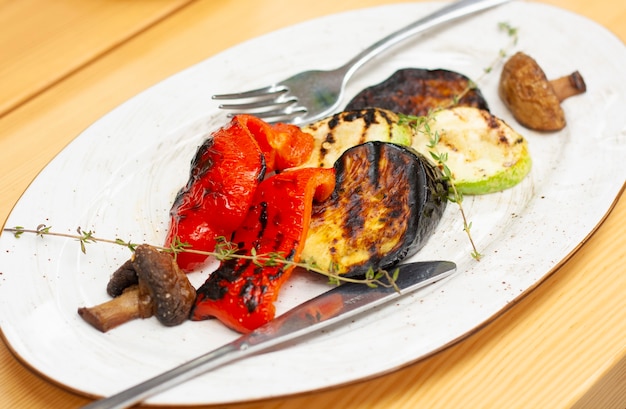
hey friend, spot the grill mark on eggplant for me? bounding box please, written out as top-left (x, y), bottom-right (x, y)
top-left (345, 68), bottom-right (489, 116)
top-left (303, 141), bottom-right (447, 277)
top-left (367, 142), bottom-right (382, 188)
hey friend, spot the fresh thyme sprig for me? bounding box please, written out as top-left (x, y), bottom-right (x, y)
top-left (448, 21), bottom-right (519, 105)
top-left (426, 128), bottom-right (481, 260)
top-left (9, 224), bottom-right (132, 253)
top-left (3, 225), bottom-right (400, 291)
top-left (399, 113), bottom-right (482, 261)
top-left (396, 22), bottom-right (519, 261)
top-left (210, 237), bottom-right (398, 289)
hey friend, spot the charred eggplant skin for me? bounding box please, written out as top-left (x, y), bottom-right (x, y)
top-left (301, 141), bottom-right (447, 277)
top-left (345, 68), bottom-right (489, 117)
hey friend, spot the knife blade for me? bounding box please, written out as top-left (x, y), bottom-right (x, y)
top-left (83, 260), bottom-right (456, 409)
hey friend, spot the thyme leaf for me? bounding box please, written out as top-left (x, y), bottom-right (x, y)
top-left (396, 21), bottom-right (519, 261)
top-left (3, 225), bottom-right (400, 290)
top-left (400, 111), bottom-right (482, 261)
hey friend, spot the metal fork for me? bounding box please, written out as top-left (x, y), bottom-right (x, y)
top-left (212, 0), bottom-right (512, 125)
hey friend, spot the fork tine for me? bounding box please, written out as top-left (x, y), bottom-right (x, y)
top-left (217, 96), bottom-right (297, 111)
top-left (225, 105), bottom-right (307, 123)
top-left (255, 107), bottom-right (306, 120)
top-left (212, 85), bottom-right (287, 100)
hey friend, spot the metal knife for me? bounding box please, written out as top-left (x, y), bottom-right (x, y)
top-left (83, 260), bottom-right (456, 409)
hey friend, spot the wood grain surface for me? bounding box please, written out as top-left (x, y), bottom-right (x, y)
top-left (1, 1), bottom-right (624, 408)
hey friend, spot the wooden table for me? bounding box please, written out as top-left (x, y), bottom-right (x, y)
top-left (1, 1), bottom-right (624, 407)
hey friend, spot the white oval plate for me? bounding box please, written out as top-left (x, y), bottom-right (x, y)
top-left (1, 2), bottom-right (625, 405)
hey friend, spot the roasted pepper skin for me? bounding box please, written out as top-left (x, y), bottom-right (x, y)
top-left (190, 167), bottom-right (335, 333)
top-left (165, 116), bottom-right (266, 272)
top-left (165, 115), bottom-right (315, 272)
top-left (245, 119), bottom-right (315, 171)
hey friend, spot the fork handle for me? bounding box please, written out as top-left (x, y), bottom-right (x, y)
top-left (339, 0), bottom-right (513, 80)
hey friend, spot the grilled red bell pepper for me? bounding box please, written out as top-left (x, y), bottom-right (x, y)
top-left (165, 115), bottom-right (314, 272)
top-left (243, 117), bottom-right (314, 171)
top-left (190, 167), bottom-right (336, 333)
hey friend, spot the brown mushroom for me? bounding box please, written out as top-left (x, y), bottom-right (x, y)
top-left (78, 244), bottom-right (196, 332)
top-left (499, 51), bottom-right (586, 132)
top-left (106, 258), bottom-right (138, 297)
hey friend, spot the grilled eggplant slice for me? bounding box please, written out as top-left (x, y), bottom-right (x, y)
top-left (300, 141), bottom-right (447, 277)
top-left (345, 68), bottom-right (489, 116)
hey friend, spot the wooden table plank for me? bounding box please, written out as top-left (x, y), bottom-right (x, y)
top-left (0, 0), bottom-right (624, 408)
top-left (0, 0), bottom-right (194, 118)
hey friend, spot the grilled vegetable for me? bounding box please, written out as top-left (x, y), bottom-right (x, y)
top-left (165, 115), bottom-right (314, 272)
top-left (410, 107), bottom-right (532, 195)
top-left (297, 108), bottom-right (412, 169)
top-left (78, 244), bottom-right (196, 332)
top-left (164, 117), bottom-right (265, 272)
top-left (499, 52), bottom-right (586, 131)
top-left (191, 167), bottom-right (336, 333)
top-left (301, 105), bottom-right (530, 195)
top-left (345, 68), bottom-right (489, 116)
top-left (300, 141), bottom-right (447, 277)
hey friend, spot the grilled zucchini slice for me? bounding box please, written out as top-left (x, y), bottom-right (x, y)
top-left (297, 108), bottom-right (412, 169)
top-left (299, 106), bottom-right (530, 196)
top-left (410, 106), bottom-right (532, 195)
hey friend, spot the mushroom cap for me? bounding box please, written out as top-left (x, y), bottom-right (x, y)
top-left (499, 52), bottom-right (565, 131)
top-left (132, 244), bottom-right (196, 326)
top-left (106, 259), bottom-right (138, 297)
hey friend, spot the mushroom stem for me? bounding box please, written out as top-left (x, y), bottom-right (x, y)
top-left (77, 244), bottom-right (196, 332)
top-left (549, 71), bottom-right (587, 102)
top-left (499, 52), bottom-right (587, 132)
top-left (77, 286), bottom-right (153, 332)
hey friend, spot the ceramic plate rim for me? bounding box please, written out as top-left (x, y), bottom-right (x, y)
top-left (1, 1), bottom-right (625, 405)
